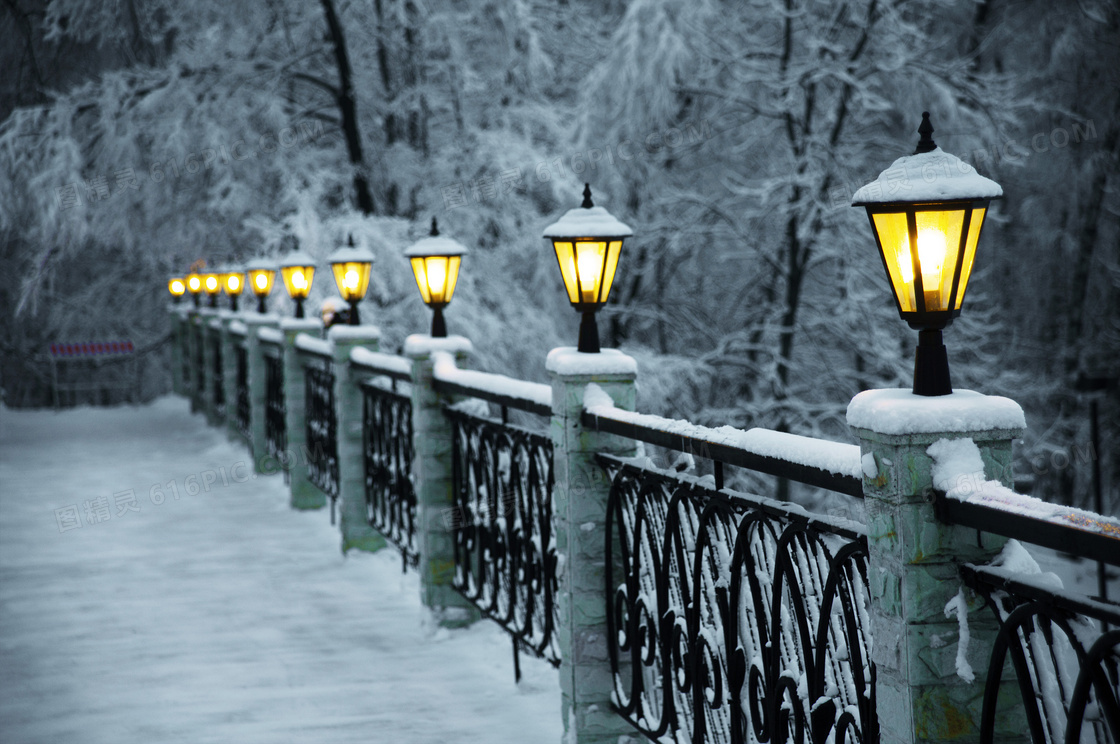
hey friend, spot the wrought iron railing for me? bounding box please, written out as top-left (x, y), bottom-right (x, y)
top-left (193, 324), bottom-right (204, 398)
top-left (236, 342), bottom-right (250, 442)
top-left (303, 349), bottom-right (339, 510)
top-left (359, 372), bottom-right (417, 569)
top-left (180, 322), bottom-right (190, 389)
top-left (263, 343), bottom-right (287, 481)
top-left (211, 332), bottom-right (224, 416)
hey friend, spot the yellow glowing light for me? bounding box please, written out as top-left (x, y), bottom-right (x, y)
top-left (169, 279), bottom-right (185, 296)
top-left (292, 271), bottom-right (306, 289)
top-left (551, 239), bottom-right (622, 306)
top-left (205, 276), bottom-right (218, 292)
top-left (255, 274), bottom-right (268, 290)
top-left (188, 276), bottom-right (201, 292)
top-left (344, 269), bottom-right (359, 291)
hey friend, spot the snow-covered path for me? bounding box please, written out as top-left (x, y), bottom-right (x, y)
top-left (0, 397), bottom-right (562, 744)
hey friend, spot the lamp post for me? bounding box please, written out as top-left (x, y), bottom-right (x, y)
top-left (246, 258), bottom-right (277, 314)
top-left (852, 112), bottom-right (1002, 396)
top-left (327, 235), bottom-right (374, 326)
top-left (405, 218), bottom-right (467, 337)
top-left (168, 277), bottom-right (186, 304)
top-left (202, 270), bottom-right (222, 309)
top-left (279, 251), bottom-right (316, 319)
top-left (186, 271), bottom-right (203, 308)
top-left (542, 183), bottom-right (632, 353)
top-left (223, 267), bottom-right (245, 312)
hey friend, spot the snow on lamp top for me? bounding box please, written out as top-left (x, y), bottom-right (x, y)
top-left (327, 238), bottom-right (375, 264)
top-left (279, 250), bottom-right (316, 268)
top-left (245, 256), bottom-right (277, 271)
top-left (542, 185), bottom-right (632, 239)
top-left (404, 218), bottom-right (469, 257)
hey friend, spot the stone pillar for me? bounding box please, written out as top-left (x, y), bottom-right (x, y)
top-left (329, 325), bottom-right (387, 554)
top-left (244, 314), bottom-right (280, 474)
top-left (547, 346), bottom-right (639, 744)
top-left (846, 388), bottom-right (1028, 744)
top-left (282, 318), bottom-right (325, 510)
top-left (199, 307), bottom-right (219, 425)
top-left (219, 310), bottom-right (240, 443)
top-left (405, 334), bottom-right (480, 627)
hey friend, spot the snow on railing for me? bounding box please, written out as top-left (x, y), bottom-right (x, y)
top-left (258, 327), bottom-right (284, 345)
top-left (207, 317), bottom-right (223, 330)
top-left (431, 351), bottom-right (552, 417)
top-left (350, 347), bottom-right (411, 381)
top-left (228, 320), bottom-right (248, 336)
top-left (295, 333), bottom-right (332, 359)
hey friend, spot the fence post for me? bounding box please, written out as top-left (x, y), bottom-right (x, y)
top-left (328, 325), bottom-right (387, 554)
top-left (847, 389), bottom-right (1027, 744)
top-left (199, 307), bottom-right (220, 425)
top-left (187, 308), bottom-right (202, 412)
top-left (281, 318), bottom-right (325, 510)
top-left (220, 310), bottom-right (239, 442)
top-left (547, 347), bottom-right (638, 744)
top-left (244, 314), bottom-right (279, 474)
top-left (170, 306), bottom-right (185, 395)
top-left (404, 334), bottom-right (480, 627)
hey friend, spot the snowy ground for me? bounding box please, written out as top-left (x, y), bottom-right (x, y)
top-left (0, 397), bottom-right (562, 744)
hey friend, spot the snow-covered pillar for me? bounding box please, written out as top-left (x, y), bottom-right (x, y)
top-left (282, 318), bottom-right (325, 510)
top-left (846, 389), bottom-right (1027, 744)
top-left (199, 307), bottom-right (220, 426)
top-left (405, 334), bottom-right (480, 628)
top-left (244, 314), bottom-right (279, 474)
top-left (328, 325), bottom-right (386, 554)
top-left (219, 310), bottom-right (240, 443)
top-left (548, 347), bottom-right (639, 744)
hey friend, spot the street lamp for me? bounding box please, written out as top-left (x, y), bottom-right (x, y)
top-left (542, 183), bottom-right (632, 353)
top-left (405, 218), bottom-right (467, 337)
top-left (168, 277), bottom-right (186, 304)
top-left (186, 271), bottom-right (203, 308)
top-left (223, 267), bottom-right (245, 312)
top-left (853, 112), bottom-right (1002, 396)
top-left (279, 251), bottom-right (316, 319)
top-left (202, 270), bottom-right (222, 308)
top-left (327, 235), bottom-right (374, 326)
top-left (246, 258), bottom-right (277, 314)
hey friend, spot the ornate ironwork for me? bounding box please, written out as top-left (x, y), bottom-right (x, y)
top-left (235, 344), bottom-right (250, 442)
top-left (193, 325), bottom-right (205, 398)
top-left (962, 564), bottom-right (1120, 744)
top-left (362, 382), bottom-right (417, 567)
top-left (447, 407), bottom-right (560, 667)
top-left (304, 358), bottom-right (339, 503)
top-left (180, 323), bottom-right (190, 390)
top-left (601, 456), bottom-right (876, 744)
top-left (264, 349), bottom-right (286, 480)
top-left (211, 333), bottom-right (224, 415)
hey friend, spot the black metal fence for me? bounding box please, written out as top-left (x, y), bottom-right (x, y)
top-left (236, 343), bottom-right (250, 442)
top-left (211, 332), bottom-right (224, 416)
top-left (362, 380), bottom-right (417, 568)
top-left (303, 353), bottom-right (339, 508)
top-left (598, 451), bottom-right (874, 744)
top-left (263, 345), bottom-right (286, 479)
top-left (447, 406), bottom-right (560, 670)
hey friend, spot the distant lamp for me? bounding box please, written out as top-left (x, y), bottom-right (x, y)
top-left (203, 271), bottom-right (221, 308)
top-left (186, 272), bottom-right (203, 308)
top-left (223, 268), bottom-right (245, 312)
top-left (405, 218), bottom-right (467, 337)
top-left (542, 183), bottom-right (632, 353)
top-left (853, 112), bottom-right (1002, 396)
top-left (168, 277), bottom-right (186, 304)
top-left (246, 258), bottom-right (277, 314)
top-left (327, 235), bottom-right (374, 326)
top-left (279, 251), bottom-right (317, 319)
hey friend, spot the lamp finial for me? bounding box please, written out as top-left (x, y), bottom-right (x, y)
top-left (915, 112), bottom-right (937, 154)
top-left (581, 183), bottom-right (594, 209)
top-left (347, 234), bottom-right (354, 247)
top-left (429, 217), bottom-right (440, 237)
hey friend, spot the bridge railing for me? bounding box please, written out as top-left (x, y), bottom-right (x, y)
top-left (171, 307), bottom-right (1120, 744)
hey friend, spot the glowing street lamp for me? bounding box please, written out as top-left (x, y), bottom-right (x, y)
top-left (168, 277), bottom-right (186, 304)
top-left (853, 112), bottom-right (1002, 396)
top-left (328, 235), bottom-right (374, 326)
top-left (223, 267), bottom-right (245, 312)
top-left (279, 251), bottom-right (316, 319)
top-left (186, 271), bottom-right (203, 308)
top-left (202, 270), bottom-right (222, 308)
top-left (246, 258), bottom-right (277, 314)
top-left (542, 184), bottom-right (632, 353)
top-left (405, 218), bottom-right (467, 337)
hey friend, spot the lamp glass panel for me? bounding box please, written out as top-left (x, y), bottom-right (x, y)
top-left (913, 208), bottom-right (965, 312)
top-left (249, 269), bottom-right (275, 297)
top-left (188, 275), bottom-right (202, 293)
top-left (281, 265), bottom-right (314, 299)
top-left (169, 279), bottom-right (185, 296)
top-left (600, 240), bottom-right (623, 304)
top-left (955, 207), bottom-right (986, 310)
top-left (331, 261), bottom-right (371, 302)
top-left (574, 240), bottom-right (608, 304)
top-left (225, 272), bottom-right (244, 295)
top-left (410, 257), bottom-right (432, 304)
top-left (552, 241), bottom-right (579, 304)
top-left (441, 255), bottom-right (461, 304)
top-left (871, 212), bottom-right (917, 313)
top-left (204, 274), bottom-right (220, 294)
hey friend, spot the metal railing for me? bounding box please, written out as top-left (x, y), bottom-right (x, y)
top-left (585, 407), bottom-right (875, 744)
top-left (435, 367), bottom-right (561, 674)
top-left (211, 333), bottom-right (224, 416)
top-left (262, 340), bottom-right (286, 481)
top-left (300, 343), bottom-right (339, 514)
top-left (236, 343), bottom-right (250, 442)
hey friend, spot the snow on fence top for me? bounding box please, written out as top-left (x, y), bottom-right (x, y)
top-left (228, 320), bottom-right (248, 336)
top-left (327, 325), bottom-right (382, 343)
top-left (545, 347), bottom-right (637, 377)
top-left (432, 351), bottom-right (552, 414)
top-left (295, 333), bottom-right (332, 358)
top-left (403, 334), bottom-right (473, 357)
top-left (350, 347), bottom-right (411, 379)
top-left (851, 147), bottom-right (1003, 204)
top-left (207, 318), bottom-right (223, 330)
top-left (257, 327), bottom-right (284, 345)
top-left (584, 384), bottom-right (864, 480)
top-left (847, 388), bottom-right (1025, 435)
